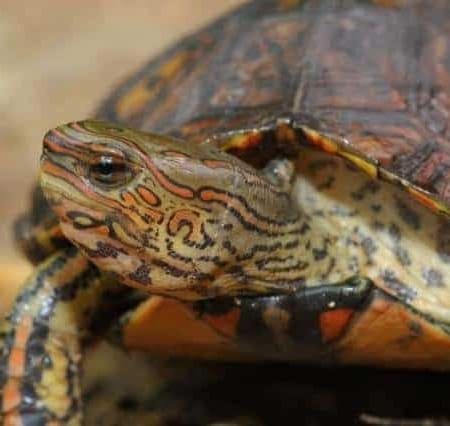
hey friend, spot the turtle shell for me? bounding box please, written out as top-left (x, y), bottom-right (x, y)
top-left (97, 0), bottom-right (450, 215)
top-left (88, 0), bottom-right (450, 367)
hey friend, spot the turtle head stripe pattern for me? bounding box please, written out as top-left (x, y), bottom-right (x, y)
top-left (40, 120), bottom-right (306, 300)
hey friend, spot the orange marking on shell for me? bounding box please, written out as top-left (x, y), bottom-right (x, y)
top-left (144, 158), bottom-right (194, 199)
top-left (319, 309), bottom-right (355, 343)
top-left (373, 0), bottom-right (401, 7)
top-left (337, 294), bottom-right (450, 369)
top-left (302, 128), bottom-right (339, 154)
top-left (123, 296), bottom-right (252, 360)
top-left (279, 0), bottom-right (302, 9)
top-left (116, 81), bottom-right (157, 120)
top-left (180, 118), bottom-right (224, 140)
top-left (223, 131), bottom-right (263, 152)
top-left (136, 186), bottom-right (160, 206)
top-left (276, 122), bottom-right (298, 144)
top-left (203, 308), bottom-right (241, 338)
top-left (116, 51), bottom-right (191, 120)
top-left (408, 187), bottom-right (442, 213)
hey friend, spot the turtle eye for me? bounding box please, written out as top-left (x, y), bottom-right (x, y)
top-left (89, 154), bottom-right (133, 188)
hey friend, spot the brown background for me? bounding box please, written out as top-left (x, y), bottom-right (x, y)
top-left (0, 1), bottom-right (244, 310)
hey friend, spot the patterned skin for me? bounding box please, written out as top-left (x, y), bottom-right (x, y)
top-left (2, 0), bottom-right (450, 424)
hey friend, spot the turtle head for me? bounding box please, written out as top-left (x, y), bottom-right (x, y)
top-left (40, 120), bottom-right (300, 300)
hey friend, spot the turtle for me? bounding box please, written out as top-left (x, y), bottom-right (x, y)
top-left (2, 0), bottom-right (450, 424)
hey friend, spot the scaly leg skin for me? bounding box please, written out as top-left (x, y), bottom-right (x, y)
top-left (0, 246), bottom-right (122, 426)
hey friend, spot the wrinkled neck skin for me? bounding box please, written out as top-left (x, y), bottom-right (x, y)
top-left (41, 121), bottom-right (337, 301)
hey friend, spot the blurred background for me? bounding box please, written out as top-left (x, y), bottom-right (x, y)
top-left (0, 1), bottom-right (244, 311)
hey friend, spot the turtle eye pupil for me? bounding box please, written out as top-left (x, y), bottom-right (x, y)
top-left (96, 156), bottom-right (114, 176)
top-left (89, 155), bottom-right (131, 187)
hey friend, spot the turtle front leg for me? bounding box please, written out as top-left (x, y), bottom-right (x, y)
top-left (0, 246), bottom-right (122, 425)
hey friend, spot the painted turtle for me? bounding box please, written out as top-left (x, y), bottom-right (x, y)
top-left (2, 0), bottom-right (450, 424)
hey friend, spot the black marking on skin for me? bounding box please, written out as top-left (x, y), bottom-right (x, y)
top-left (437, 221), bottom-right (450, 263)
top-left (176, 222), bottom-right (214, 250)
top-left (197, 206), bottom-right (213, 214)
top-left (371, 204), bottom-right (382, 213)
top-left (313, 248), bottom-right (327, 261)
top-left (0, 248), bottom-right (101, 423)
top-left (312, 209), bottom-right (325, 218)
top-left (166, 240), bottom-right (194, 264)
top-left (119, 190), bottom-right (163, 227)
top-left (284, 239), bottom-right (299, 250)
top-left (255, 256), bottom-right (309, 273)
top-left (223, 223), bottom-right (233, 231)
top-left (153, 259), bottom-right (213, 283)
top-left (388, 223), bottom-right (401, 242)
top-left (350, 181), bottom-right (381, 201)
top-left (6, 247), bottom-right (79, 321)
top-left (312, 237), bottom-right (332, 262)
top-left (142, 210), bottom-right (165, 226)
top-left (408, 321), bottom-right (423, 337)
top-left (348, 256), bottom-right (359, 273)
top-left (372, 221), bottom-right (385, 231)
top-left (381, 269), bottom-right (417, 303)
top-left (227, 265), bottom-right (248, 285)
top-left (236, 242), bottom-right (282, 262)
top-left (422, 267), bottom-right (445, 288)
top-left (140, 234), bottom-right (160, 253)
top-left (299, 223), bottom-right (311, 235)
top-left (199, 223), bottom-right (215, 249)
top-left (322, 257), bottom-right (337, 281)
top-left (149, 164), bottom-right (196, 200)
top-left (317, 176), bottom-right (335, 190)
top-left (129, 264), bottom-right (152, 285)
top-left (308, 159), bottom-right (336, 175)
top-left (361, 237), bottom-right (377, 260)
top-left (197, 255), bottom-right (228, 267)
top-left (222, 240), bottom-right (237, 255)
top-left (395, 197), bottom-right (421, 230)
top-left (94, 242), bottom-right (120, 258)
top-left (329, 206), bottom-right (357, 218)
top-left (394, 245), bottom-right (412, 266)
top-left (198, 186), bottom-right (302, 236)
